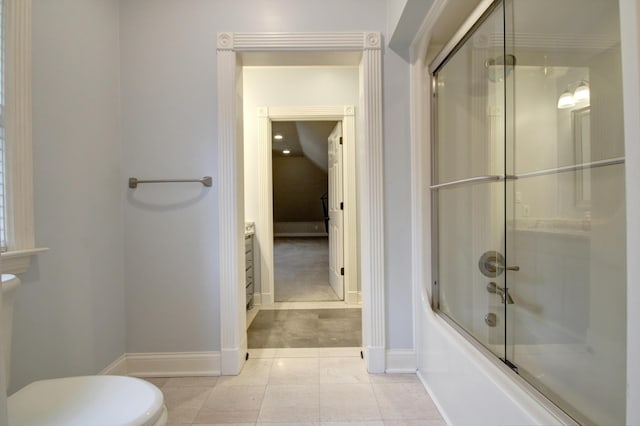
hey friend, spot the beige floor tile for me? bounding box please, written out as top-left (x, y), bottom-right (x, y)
top-left (269, 357), bottom-right (320, 384)
top-left (321, 422), bottom-right (384, 426)
top-left (383, 420), bottom-right (447, 426)
top-left (372, 383), bottom-right (442, 420)
top-left (193, 424), bottom-right (255, 426)
top-left (276, 347), bottom-right (320, 358)
top-left (258, 405), bottom-right (321, 423)
top-left (320, 383), bottom-right (381, 422)
top-left (204, 384), bottom-right (266, 411)
top-left (261, 384), bottom-right (320, 408)
top-left (249, 348), bottom-right (280, 358)
top-left (217, 358), bottom-right (273, 386)
top-left (141, 376), bottom-right (170, 388)
top-left (319, 357), bottom-right (370, 384)
top-left (162, 386), bottom-right (211, 410)
top-left (194, 407), bottom-right (260, 424)
top-left (165, 406), bottom-right (201, 424)
top-left (369, 374), bottom-right (420, 384)
top-left (257, 423), bottom-right (319, 426)
top-left (164, 376), bottom-right (219, 387)
top-left (318, 347), bottom-right (362, 358)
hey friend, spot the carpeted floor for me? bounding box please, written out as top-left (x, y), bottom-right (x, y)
top-left (248, 308), bottom-right (362, 348)
top-left (274, 237), bottom-right (340, 302)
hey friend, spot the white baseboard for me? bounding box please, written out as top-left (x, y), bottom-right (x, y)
top-left (252, 293), bottom-right (262, 306)
top-left (100, 352), bottom-right (221, 377)
top-left (365, 346), bottom-right (386, 373)
top-left (385, 349), bottom-right (417, 373)
top-left (100, 354), bottom-right (128, 376)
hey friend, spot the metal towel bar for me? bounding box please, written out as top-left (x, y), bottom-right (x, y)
top-left (128, 176), bottom-right (213, 189)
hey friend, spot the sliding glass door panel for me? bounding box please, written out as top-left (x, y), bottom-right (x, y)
top-left (432, 0), bottom-right (627, 424)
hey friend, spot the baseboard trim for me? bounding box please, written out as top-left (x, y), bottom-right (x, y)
top-left (252, 293), bottom-right (262, 306)
top-left (385, 349), bottom-right (417, 373)
top-left (101, 352), bottom-right (221, 377)
top-left (365, 346), bottom-right (386, 373)
top-left (100, 354), bottom-right (128, 376)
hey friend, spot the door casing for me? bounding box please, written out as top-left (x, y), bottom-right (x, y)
top-left (216, 32), bottom-right (386, 374)
top-left (257, 108), bottom-right (356, 307)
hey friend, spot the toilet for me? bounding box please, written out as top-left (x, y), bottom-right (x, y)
top-left (1, 274), bottom-right (168, 426)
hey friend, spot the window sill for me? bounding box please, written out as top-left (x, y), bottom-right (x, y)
top-left (1, 248), bottom-right (49, 275)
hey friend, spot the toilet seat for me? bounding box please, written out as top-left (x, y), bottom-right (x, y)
top-left (8, 375), bottom-right (166, 426)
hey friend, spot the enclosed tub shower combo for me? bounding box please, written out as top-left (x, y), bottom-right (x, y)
top-left (429, 0), bottom-right (626, 424)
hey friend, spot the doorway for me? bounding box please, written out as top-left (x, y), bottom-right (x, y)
top-left (216, 32), bottom-right (386, 374)
top-left (271, 121), bottom-right (343, 303)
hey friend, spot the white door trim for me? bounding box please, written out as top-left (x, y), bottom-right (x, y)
top-left (217, 32), bottom-right (386, 374)
top-left (258, 107), bottom-right (357, 307)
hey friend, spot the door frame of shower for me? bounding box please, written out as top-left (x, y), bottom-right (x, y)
top-left (216, 32), bottom-right (386, 375)
top-left (408, 0), bottom-right (585, 424)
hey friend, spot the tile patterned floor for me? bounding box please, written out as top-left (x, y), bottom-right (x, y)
top-left (247, 308), bottom-right (362, 348)
top-left (144, 347), bottom-right (446, 426)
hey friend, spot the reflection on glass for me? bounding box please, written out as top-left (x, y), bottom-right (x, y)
top-left (573, 107), bottom-right (591, 205)
top-left (434, 2), bottom-right (504, 185)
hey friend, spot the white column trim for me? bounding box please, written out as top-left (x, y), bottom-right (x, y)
top-left (360, 46), bottom-right (385, 373)
top-left (217, 48), bottom-right (246, 375)
top-left (217, 32), bottom-right (385, 374)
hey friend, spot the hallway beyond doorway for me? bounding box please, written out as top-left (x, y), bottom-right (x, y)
top-left (274, 237), bottom-right (340, 302)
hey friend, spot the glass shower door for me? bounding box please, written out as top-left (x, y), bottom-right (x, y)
top-left (432, 2), bottom-right (508, 359)
top-left (432, 0), bottom-right (627, 424)
top-left (503, 1), bottom-right (627, 424)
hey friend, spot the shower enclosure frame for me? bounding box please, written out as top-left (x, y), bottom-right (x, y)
top-left (427, 0), bottom-right (626, 423)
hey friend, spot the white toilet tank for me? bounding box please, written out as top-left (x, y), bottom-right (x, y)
top-left (1, 274), bottom-right (21, 390)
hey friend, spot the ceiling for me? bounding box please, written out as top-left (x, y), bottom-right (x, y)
top-left (271, 121), bottom-right (338, 172)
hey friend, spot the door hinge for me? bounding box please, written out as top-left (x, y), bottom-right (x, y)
top-left (340, 267), bottom-right (345, 276)
top-left (340, 202), bottom-right (344, 210)
top-left (339, 136), bottom-right (343, 145)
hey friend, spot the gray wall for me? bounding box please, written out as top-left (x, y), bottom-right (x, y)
top-left (11, 0), bottom-right (416, 393)
top-left (12, 0), bottom-right (125, 393)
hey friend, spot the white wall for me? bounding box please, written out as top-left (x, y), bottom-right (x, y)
top-left (243, 67), bottom-right (359, 223)
top-left (11, 0), bottom-right (125, 393)
top-left (9, 1), bottom-right (416, 384)
top-left (383, 50), bottom-right (414, 349)
top-left (120, 0), bottom-right (416, 353)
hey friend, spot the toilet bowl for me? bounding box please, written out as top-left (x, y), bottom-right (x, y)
top-left (2, 274), bottom-right (167, 426)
